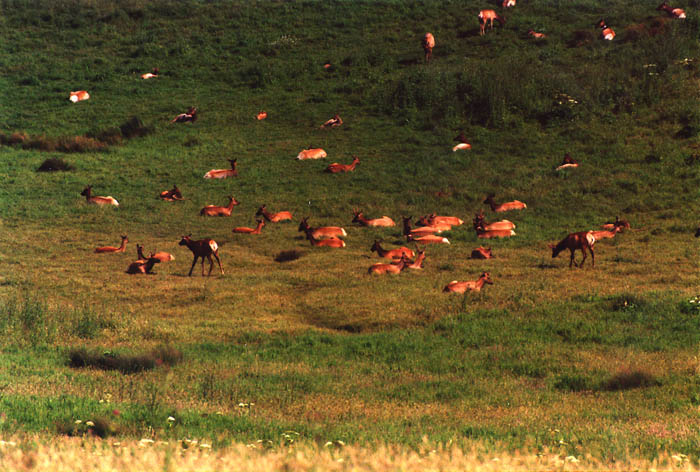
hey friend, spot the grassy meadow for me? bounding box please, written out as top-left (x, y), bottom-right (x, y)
top-left (0, 0), bottom-right (699, 467)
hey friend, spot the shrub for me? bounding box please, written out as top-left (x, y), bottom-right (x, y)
top-left (37, 157), bottom-right (74, 172)
top-left (68, 345), bottom-right (182, 374)
top-left (274, 250), bottom-right (303, 263)
top-left (602, 369), bottom-right (660, 391)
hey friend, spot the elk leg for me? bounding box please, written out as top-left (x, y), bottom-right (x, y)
top-left (206, 254), bottom-right (214, 276)
top-left (569, 248), bottom-right (577, 268)
top-left (589, 246), bottom-right (595, 268)
top-left (201, 256), bottom-right (207, 276)
top-left (579, 247), bottom-right (587, 268)
top-left (212, 251), bottom-right (224, 275)
top-left (188, 255), bottom-right (199, 276)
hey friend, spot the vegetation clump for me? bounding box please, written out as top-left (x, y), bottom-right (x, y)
top-left (68, 346), bottom-right (182, 374)
top-left (37, 157), bottom-right (74, 172)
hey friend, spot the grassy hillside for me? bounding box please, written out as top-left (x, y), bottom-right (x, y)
top-left (0, 0), bottom-right (699, 463)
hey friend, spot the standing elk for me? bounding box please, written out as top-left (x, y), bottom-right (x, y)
top-left (179, 235), bottom-right (224, 276)
top-left (484, 194), bottom-right (527, 212)
top-left (478, 10), bottom-right (505, 36)
top-left (204, 159), bottom-right (238, 179)
top-left (233, 219), bottom-right (265, 234)
top-left (549, 231), bottom-right (596, 268)
top-left (370, 240), bottom-right (415, 260)
top-left (81, 185), bottom-right (119, 206)
top-left (95, 235), bottom-right (128, 253)
top-left (200, 195), bottom-right (239, 217)
top-left (302, 227), bottom-right (346, 248)
top-left (159, 185), bottom-right (184, 201)
top-left (325, 156), bottom-right (359, 173)
top-left (471, 247), bottom-right (493, 259)
top-left (422, 32), bottom-right (435, 62)
top-left (171, 107), bottom-right (197, 123)
top-left (443, 272), bottom-right (494, 293)
top-left (298, 217), bottom-right (346, 239)
top-left (453, 132), bottom-right (472, 151)
top-left (596, 19), bottom-right (615, 40)
top-left (69, 90), bottom-right (90, 103)
top-left (657, 2), bottom-right (686, 18)
top-left (126, 256), bottom-right (160, 274)
top-left (256, 205), bottom-right (293, 223)
top-left (473, 211), bottom-right (515, 231)
top-left (320, 115), bottom-right (343, 128)
top-left (296, 147), bottom-right (327, 160)
top-left (556, 153), bottom-right (579, 171)
top-left (141, 68), bottom-right (159, 79)
top-left (352, 210), bottom-right (395, 227)
top-left (369, 254), bottom-right (408, 275)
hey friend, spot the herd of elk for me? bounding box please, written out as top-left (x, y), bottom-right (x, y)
top-left (352, 210), bottom-right (395, 227)
top-left (159, 185), bottom-right (184, 201)
top-left (320, 115), bottom-right (343, 128)
top-left (81, 185), bottom-right (119, 206)
top-left (325, 156), bottom-right (359, 173)
top-left (596, 19), bottom-right (615, 40)
top-left (179, 235), bottom-right (224, 276)
top-left (200, 195), bottom-right (239, 217)
top-left (69, 90), bottom-right (90, 103)
top-left (171, 107), bottom-right (197, 123)
top-left (556, 153), bottom-right (579, 171)
top-left (203, 159), bottom-right (238, 179)
top-left (443, 272), bottom-right (493, 293)
top-left (95, 235), bottom-right (128, 253)
top-left (370, 240), bottom-right (414, 259)
top-left (256, 205), bottom-right (293, 223)
top-left (478, 10), bottom-right (505, 36)
top-left (233, 219), bottom-right (265, 234)
top-left (296, 147), bottom-right (327, 160)
top-left (302, 226), bottom-right (346, 248)
top-left (453, 132), bottom-right (471, 152)
top-left (484, 195), bottom-right (527, 212)
top-left (298, 217), bottom-right (346, 239)
top-left (141, 68), bottom-right (159, 79)
top-left (422, 32), bottom-right (435, 62)
top-left (657, 2), bottom-right (686, 18)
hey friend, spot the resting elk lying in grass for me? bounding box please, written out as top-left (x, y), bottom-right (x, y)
top-left (126, 257), bottom-right (160, 274)
top-left (141, 68), bottom-right (159, 79)
top-left (405, 249), bottom-right (426, 269)
top-left (95, 235), bottom-right (128, 254)
top-left (137, 244), bottom-right (174, 263)
top-left (200, 195), bottom-right (239, 216)
top-left (233, 219), bottom-right (265, 234)
top-left (325, 156), bottom-right (359, 173)
top-left (406, 234), bottom-right (450, 245)
top-left (159, 185), bottom-right (184, 201)
top-left (352, 210), bottom-right (395, 227)
top-left (204, 159), bottom-right (238, 179)
top-left (417, 214), bottom-right (463, 226)
top-left (484, 194), bottom-right (527, 212)
top-left (179, 235), bottom-right (224, 276)
top-left (596, 19), bottom-right (615, 40)
top-left (588, 225), bottom-right (622, 241)
top-left (256, 111), bottom-right (267, 120)
top-left (502, 0), bottom-right (515, 7)
top-left (601, 216), bottom-right (631, 232)
top-left (296, 147), bottom-right (327, 160)
top-left (298, 217), bottom-right (346, 239)
top-left (453, 132), bottom-right (471, 151)
top-left (478, 10), bottom-right (505, 36)
top-left (320, 115), bottom-right (343, 128)
top-left (422, 33), bottom-right (435, 62)
top-left (556, 153), bottom-right (579, 171)
top-left (471, 246), bottom-right (492, 259)
top-left (549, 231), bottom-right (596, 268)
top-left (302, 227), bottom-right (346, 248)
top-left (528, 29), bottom-right (546, 39)
top-left (402, 217), bottom-right (450, 237)
top-left (69, 90), bottom-right (89, 103)
top-left (657, 2), bottom-right (686, 18)
top-left (473, 211), bottom-right (515, 231)
top-left (81, 185), bottom-right (119, 206)
top-left (443, 272), bottom-right (494, 293)
top-left (256, 205), bottom-right (293, 223)
top-left (370, 240), bottom-right (414, 259)
top-left (475, 225), bottom-right (516, 238)
top-left (368, 254), bottom-right (408, 275)
top-left (171, 107), bottom-right (197, 123)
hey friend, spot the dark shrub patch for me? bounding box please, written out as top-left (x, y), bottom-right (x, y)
top-left (602, 369), bottom-right (660, 391)
top-left (56, 416), bottom-right (116, 438)
top-left (37, 157), bottom-right (74, 172)
top-left (119, 116), bottom-right (153, 138)
top-left (274, 250), bottom-right (303, 262)
top-left (68, 346), bottom-right (182, 374)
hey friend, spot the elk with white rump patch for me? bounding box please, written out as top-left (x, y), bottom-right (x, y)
top-left (204, 159), bottom-right (238, 179)
top-left (81, 185), bottom-right (119, 206)
top-left (178, 235), bottom-right (224, 276)
top-left (298, 217), bottom-right (346, 239)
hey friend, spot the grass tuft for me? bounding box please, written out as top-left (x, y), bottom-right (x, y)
top-left (602, 369), bottom-right (661, 391)
top-left (274, 250), bottom-right (303, 263)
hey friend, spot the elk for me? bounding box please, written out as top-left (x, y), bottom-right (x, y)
top-left (422, 32), bottom-right (435, 62)
top-left (233, 219), bottom-right (265, 234)
top-left (203, 159), bottom-right (238, 179)
top-left (556, 153), bottom-right (579, 171)
top-left (352, 210), bottom-right (395, 227)
top-left (298, 217), bottom-right (347, 239)
top-left (484, 194), bottom-right (527, 212)
top-left (179, 235), bottom-right (223, 276)
top-left (588, 225), bottom-right (622, 241)
top-left (405, 249), bottom-right (426, 269)
top-left (473, 211), bottom-right (515, 231)
top-left (597, 19), bottom-right (615, 40)
top-left (256, 111), bottom-right (267, 120)
top-left (137, 244), bottom-right (174, 262)
top-left (657, 2), bottom-right (686, 18)
top-left (370, 240), bottom-right (415, 260)
top-left (502, 0), bottom-right (516, 7)
top-left (303, 227), bottom-right (346, 248)
top-left (296, 147), bottom-right (328, 160)
top-left (406, 234), bottom-right (450, 245)
top-left (443, 272), bottom-right (494, 293)
top-left (471, 246), bottom-right (493, 259)
top-left (402, 216), bottom-right (450, 237)
top-left (601, 216), bottom-right (631, 231)
top-left (159, 185), bottom-right (184, 201)
top-left (549, 231), bottom-right (596, 268)
top-left (478, 10), bottom-right (505, 36)
top-left (369, 254), bottom-right (408, 275)
top-left (95, 235), bottom-right (128, 253)
top-left (171, 107), bottom-right (197, 123)
top-left (417, 214), bottom-right (463, 226)
top-left (475, 225), bottom-right (516, 239)
top-left (69, 90), bottom-right (90, 103)
top-left (320, 115), bottom-right (343, 128)
top-left (200, 195), bottom-right (239, 217)
top-left (81, 185), bottom-right (119, 206)
top-left (141, 68), bottom-right (159, 79)
top-left (126, 257), bottom-right (160, 274)
top-left (528, 29), bottom-right (546, 39)
top-left (453, 132), bottom-right (472, 151)
top-left (256, 205), bottom-right (293, 223)
top-left (325, 156), bottom-right (360, 173)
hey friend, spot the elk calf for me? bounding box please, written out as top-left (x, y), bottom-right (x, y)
top-left (81, 185), bottom-right (119, 206)
top-left (95, 235), bottom-right (128, 253)
top-left (443, 272), bottom-right (493, 293)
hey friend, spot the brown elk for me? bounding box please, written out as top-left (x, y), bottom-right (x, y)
top-left (137, 244), bottom-right (174, 262)
top-left (406, 234), bottom-right (450, 245)
top-left (325, 156), bottom-right (360, 173)
top-left (159, 185), bottom-right (184, 201)
top-left (256, 111), bottom-right (267, 120)
top-left (320, 115), bottom-right (343, 128)
top-left (502, 0), bottom-right (516, 7)
top-left (402, 216), bottom-right (450, 237)
top-left (471, 247), bottom-right (493, 259)
top-left (369, 254), bottom-right (408, 275)
top-left (179, 235), bottom-right (224, 276)
top-left (597, 19), bottom-right (615, 40)
top-left (302, 227), bottom-right (346, 248)
top-left (298, 217), bottom-right (346, 239)
top-left (69, 90), bottom-right (90, 103)
top-left (484, 194), bottom-right (527, 212)
top-left (601, 216), bottom-right (631, 232)
top-left (475, 225), bottom-right (516, 238)
top-left (204, 159), bottom-right (238, 179)
top-left (81, 185), bottom-right (119, 206)
top-left (443, 272), bottom-right (494, 293)
top-left (405, 249), bottom-right (426, 269)
top-left (171, 107), bottom-right (197, 123)
top-left (588, 225), bottom-right (622, 241)
top-left (141, 68), bottom-right (159, 79)
top-left (556, 153), bottom-right (579, 171)
top-left (95, 235), bottom-right (128, 253)
top-left (126, 257), bottom-right (160, 274)
top-left (370, 240), bottom-right (415, 260)
top-left (478, 10), bottom-right (505, 36)
top-left (657, 2), bottom-right (686, 18)
top-left (233, 219), bottom-right (265, 234)
top-left (256, 205), bottom-right (293, 223)
top-left (528, 29), bottom-right (546, 39)
top-left (453, 132), bottom-right (472, 152)
top-left (473, 211), bottom-right (515, 231)
top-left (352, 210), bottom-right (395, 227)
top-left (417, 214), bottom-right (464, 226)
top-left (549, 231), bottom-right (596, 268)
top-left (200, 195), bottom-right (239, 217)
top-left (422, 33), bottom-right (435, 62)
top-left (296, 147), bottom-right (327, 160)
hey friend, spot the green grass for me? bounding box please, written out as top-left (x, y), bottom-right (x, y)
top-left (0, 0), bottom-right (699, 462)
